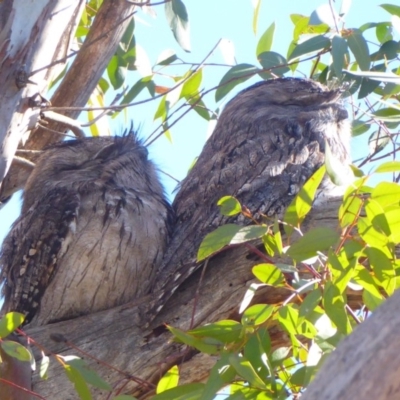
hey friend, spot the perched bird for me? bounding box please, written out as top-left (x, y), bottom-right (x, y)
top-left (148, 77), bottom-right (351, 320)
top-left (0, 133), bottom-right (172, 326)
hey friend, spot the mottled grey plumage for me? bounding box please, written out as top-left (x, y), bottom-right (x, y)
top-left (1, 134), bottom-right (172, 326)
top-left (148, 77), bottom-right (351, 320)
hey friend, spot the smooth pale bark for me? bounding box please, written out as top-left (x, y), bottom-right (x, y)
top-left (0, 0), bottom-right (85, 191)
top-left (0, 0), bottom-right (137, 202)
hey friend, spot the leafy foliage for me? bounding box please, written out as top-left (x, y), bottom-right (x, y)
top-left (4, 0), bottom-right (400, 399)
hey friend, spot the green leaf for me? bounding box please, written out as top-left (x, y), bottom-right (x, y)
top-left (0, 312), bottom-right (25, 338)
top-left (230, 225), bottom-right (268, 245)
top-left (107, 55), bottom-right (126, 89)
top-left (284, 165), bottom-right (326, 235)
top-left (299, 289), bottom-right (322, 319)
top-left (346, 29), bottom-right (370, 70)
top-left (339, 193), bottom-right (363, 228)
top-left (40, 353), bottom-right (50, 379)
top-left (181, 69), bottom-right (202, 99)
top-left (363, 290), bottom-right (384, 311)
top-left (64, 364), bottom-right (92, 400)
top-left (278, 305), bottom-right (299, 336)
top-left (189, 320), bottom-right (242, 343)
top-left (168, 325), bottom-right (221, 354)
top-left (244, 328), bottom-right (272, 382)
top-left (1, 340), bottom-right (32, 362)
top-left (358, 217), bottom-right (389, 248)
top-left (114, 396), bottom-right (137, 400)
top-left (344, 70), bottom-right (400, 84)
top-left (256, 22), bottom-right (275, 56)
top-left (366, 247), bottom-right (396, 295)
top-left (122, 77), bottom-right (154, 105)
top-left (242, 304), bottom-right (274, 326)
top-left (372, 107), bottom-right (400, 121)
top-left (157, 365), bottom-right (179, 394)
top-left (286, 227), bottom-right (339, 262)
top-left (323, 282), bottom-right (352, 334)
top-left (228, 354), bottom-right (267, 390)
top-left (381, 3), bottom-right (400, 17)
top-left (197, 224), bottom-right (240, 262)
top-left (351, 120), bottom-right (370, 136)
top-left (156, 49), bottom-right (178, 65)
top-left (353, 265), bottom-right (384, 311)
top-left (252, 263), bottom-right (285, 286)
top-left (165, 0), bottom-right (190, 52)
top-left (186, 93), bottom-right (210, 120)
top-left (325, 140), bottom-right (353, 186)
top-left (217, 196), bottom-right (241, 216)
top-left (154, 383), bottom-right (206, 400)
top-left (215, 64), bottom-right (259, 102)
top-left (291, 365), bottom-right (318, 387)
top-left (371, 182), bottom-right (400, 210)
top-left (154, 96), bottom-right (168, 121)
top-left (66, 357), bottom-right (112, 391)
top-left (257, 51), bottom-right (290, 76)
top-left (201, 355), bottom-right (236, 400)
top-left (331, 35), bottom-right (348, 77)
top-left (368, 130), bottom-right (390, 155)
top-left (288, 35), bottom-right (330, 61)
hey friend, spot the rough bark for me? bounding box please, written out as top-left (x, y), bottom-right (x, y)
top-left (23, 196), bottom-right (359, 399)
top-left (302, 288), bottom-right (400, 400)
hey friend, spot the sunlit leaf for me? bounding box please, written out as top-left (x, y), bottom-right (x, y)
top-left (284, 165), bottom-right (326, 235)
top-left (278, 305), bottom-right (299, 336)
top-left (242, 304), bottom-right (274, 326)
top-left (1, 340), bottom-right (32, 362)
top-left (380, 3), bottom-right (400, 17)
top-left (181, 69), bottom-right (202, 99)
top-left (157, 365), bottom-right (179, 394)
top-left (286, 228), bottom-right (339, 262)
top-left (189, 320), bottom-right (242, 343)
top-left (217, 196), bottom-right (241, 216)
top-left (168, 325), bottom-right (221, 354)
top-left (0, 312), bottom-right (25, 338)
top-left (228, 354), bottom-right (267, 390)
top-left (299, 289), bottom-right (322, 319)
top-left (165, 0), bottom-right (190, 52)
top-left (63, 364), bottom-right (92, 400)
top-left (40, 352), bottom-right (50, 379)
top-left (366, 247), bottom-right (396, 295)
top-left (323, 282), bottom-right (352, 334)
top-left (252, 263), bottom-right (285, 286)
top-left (252, 0), bottom-right (262, 34)
top-left (256, 22), bottom-right (275, 56)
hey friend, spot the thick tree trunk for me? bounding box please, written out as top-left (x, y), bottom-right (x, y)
top-left (302, 288), bottom-right (400, 400)
top-left (23, 196), bottom-right (362, 399)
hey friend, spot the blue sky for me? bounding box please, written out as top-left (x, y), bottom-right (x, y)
top-left (0, 1), bottom-right (392, 241)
